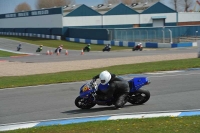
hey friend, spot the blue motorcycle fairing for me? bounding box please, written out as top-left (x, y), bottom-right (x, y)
top-left (79, 89), bottom-right (94, 98)
top-left (98, 83), bottom-right (109, 92)
top-left (79, 83), bottom-right (87, 93)
top-left (129, 77), bottom-right (149, 92)
top-left (79, 83), bottom-right (93, 98)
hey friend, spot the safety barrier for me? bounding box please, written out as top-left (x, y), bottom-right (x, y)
top-left (0, 32), bottom-right (61, 40)
top-left (66, 37), bottom-right (197, 48)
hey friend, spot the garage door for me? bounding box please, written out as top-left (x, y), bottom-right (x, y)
top-left (153, 19), bottom-right (165, 27)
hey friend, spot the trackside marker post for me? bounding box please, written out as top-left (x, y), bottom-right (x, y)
top-left (81, 49), bottom-right (84, 55)
top-left (46, 50), bottom-right (49, 55)
top-left (65, 50), bottom-right (68, 55)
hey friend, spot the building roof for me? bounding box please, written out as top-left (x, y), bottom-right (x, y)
top-left (63, 4), bottom-right (101, 17)
top-left (91, 4), bottom-right (118, 14)
top-left (32, 2), bottom-right (176, 17)
top-left (141, 2), bottom-right (177, 14)
top-left (104, 3), bottom-right (139, 15)
top-left (129, 2), bottom-right (156, 11)
top-left (63, 4), bottom-right (82, 16)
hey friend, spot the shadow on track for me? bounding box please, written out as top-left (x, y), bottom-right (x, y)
top-left (62, 104), bottom-right (143, 114)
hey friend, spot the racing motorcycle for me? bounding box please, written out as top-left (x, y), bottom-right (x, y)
top-left (17, 44), bottom-right (22, 51)
top-left (75, 77), bottom-right (150, 109)
top-left (36, 46), bottom-right (43, 52)
top-left (83, 45), bottom-right (91, 52)
top-left (132, 44), bottom-right (143, 51)
top-left (17, 46), bottom-right (22, 51)
top-left (102, 44), bottom-right (111, 52)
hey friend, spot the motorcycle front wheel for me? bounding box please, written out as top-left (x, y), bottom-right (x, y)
top-left (75, 96), bottom-right (96, 109)
top-left (128, 89), bottom-right (150, 105)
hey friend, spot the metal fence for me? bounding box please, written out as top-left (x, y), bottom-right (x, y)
top-left (108, 26), bottom-right (200, 43)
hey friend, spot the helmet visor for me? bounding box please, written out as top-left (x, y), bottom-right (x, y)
top-left (101, 80), bottom-right (106, 84)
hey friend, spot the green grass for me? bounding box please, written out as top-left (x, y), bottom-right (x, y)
top-left (0, 35), bottom-right (130, 51)
top-left (2, 116), bottom-right (200, 133)
top-left (0, 58), bottom-right (200, 89)
top-left (0, 50), bottom-right (21, 57)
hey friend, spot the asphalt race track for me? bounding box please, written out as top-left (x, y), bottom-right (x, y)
top-left (0, 69), bottom-right (200, 124)
top-left (0, 38), bottom-right (199, 125)
top-left (0, 38), bottom-right (198, 63)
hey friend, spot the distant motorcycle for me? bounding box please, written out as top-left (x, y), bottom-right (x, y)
top-left (55, 45), bottom-right (63, 53)
top-left (55, 47), bottom-right (62, 53)
top-left (36, 45), bottom-right (43, 52)
top-left (17, 44), bottom-right (22, 51)
top-left (75, 76), bottom-right (151, 109)
top-left (17, 46), bottom-right (22, 51)
top-left (102, 44), bottom-right (111, 52)
top-left (132, 44), bottom-right (143, 51)
top-left (83, 44), bottom-right (91, 52)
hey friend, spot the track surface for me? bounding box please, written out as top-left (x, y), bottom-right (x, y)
top-left (0, 38), bottom-right (199, 125)
top-left (0, 38), bottom-right (198, 63)
top-left (0, 70), bottom-right (200, 124)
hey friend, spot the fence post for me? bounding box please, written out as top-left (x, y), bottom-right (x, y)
top-left (168, 29), bottom-right (173, 43)
top-left (162, 30), bottom-right (165, 43)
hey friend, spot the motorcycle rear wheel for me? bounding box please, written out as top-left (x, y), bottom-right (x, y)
top-left (75, 96), bottom-right (96, 109)
top-left (128, 89), bottom-right (150, 105)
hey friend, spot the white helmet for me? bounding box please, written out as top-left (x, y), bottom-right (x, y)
top-left (99, 70), bottom-right (111, 85)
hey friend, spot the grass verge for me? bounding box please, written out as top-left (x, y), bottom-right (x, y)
top-left (0, 50), bottom-right (21, 57)
top-left (0, 58), bottom-right (200, 89)
top-left (3, 116), bottom-right (200, 133)
top-left (0, 36), bottom-right (130, 51)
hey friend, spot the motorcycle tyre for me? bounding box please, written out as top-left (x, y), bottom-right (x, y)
top-left (128, 89), bottom-right (150, 105)
top-left (75, 96), bottom-right (96, 109)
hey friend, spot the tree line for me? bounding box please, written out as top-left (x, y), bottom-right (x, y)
top-left (14, 0), bottom-right (196, 13)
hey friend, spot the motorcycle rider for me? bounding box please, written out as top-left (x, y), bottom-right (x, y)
top-left (17, 43), bottom-right (22, 51)
top-left (55, 45), bottom-right (63, 53)
top-left (36, 45), bottom-right (43, 52)
top-left (92, 70), bottom-right (129, 109)
top-left (83, 44), bottom-right (91, 52)
top-left (137, 43), bottom-right (142, 47)
top-left (103, 44), bottom-right (111, 52)
top-left (58, 45), bottom-right (63, 53)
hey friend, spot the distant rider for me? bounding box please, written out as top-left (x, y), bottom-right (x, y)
top-left (36, 45), bottom-right (43, 52)
top-left (83, 44), bottom-right (91, 52)
top-left (92, 70), bottom-right (129, 109)
top-left (17, 43), bottom-right (22, 51)
top-left (55, 45), bottom-right (63, 53)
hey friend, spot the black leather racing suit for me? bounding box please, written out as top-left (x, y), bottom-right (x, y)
top-left (93, 74), bottom-right (129, 108)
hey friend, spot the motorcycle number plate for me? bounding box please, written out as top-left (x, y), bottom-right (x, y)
top-left (82, 85), bottom-right (90, 92)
